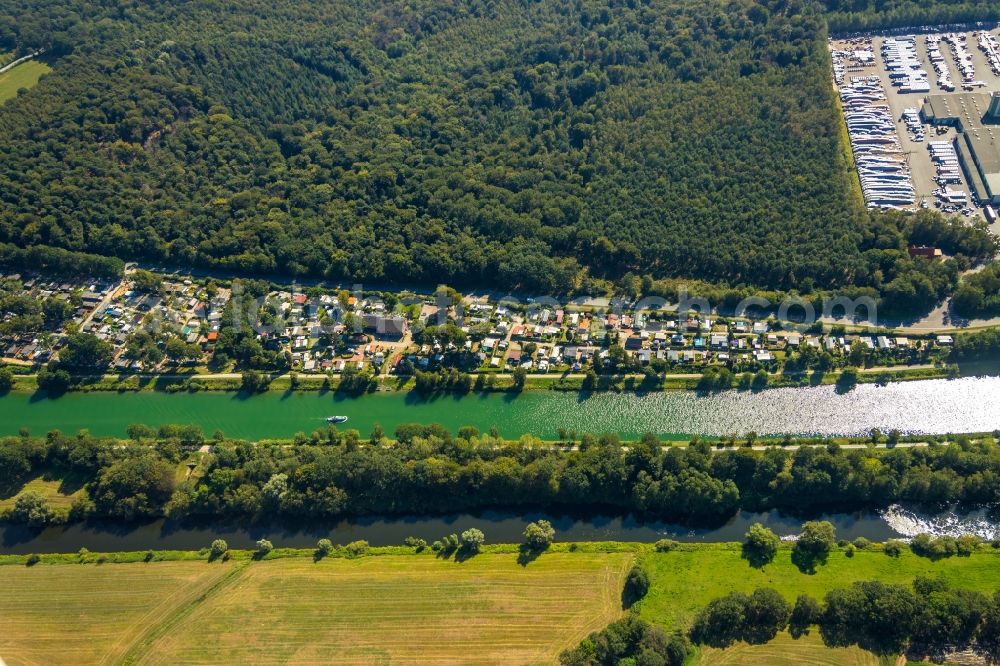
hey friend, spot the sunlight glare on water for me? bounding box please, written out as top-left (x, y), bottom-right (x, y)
top-left (0, 376), bottom-right (998, 439)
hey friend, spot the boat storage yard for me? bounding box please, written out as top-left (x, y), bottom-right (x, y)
top-left (831, 26), bottom-right (1000, 232)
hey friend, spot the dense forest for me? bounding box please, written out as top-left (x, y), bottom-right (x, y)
top-left (822, 0), bottom-right (1000, 33)
top-left (953, 263), bottom-right (1000, 319)
top-left (0, 0), bottom-right (996, 307)
top-left (3, 426), bottom-right (1000, 525)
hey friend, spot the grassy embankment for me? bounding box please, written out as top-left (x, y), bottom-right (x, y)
top-left (0, 542), bottom-right (997, 664)
top-left (5, 362), bottom-right (952, 395)
top-left (0, 59), bottom-right (51, 104)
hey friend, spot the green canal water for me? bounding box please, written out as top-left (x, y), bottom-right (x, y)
top-left (1, 376), bottom-right (999, 439)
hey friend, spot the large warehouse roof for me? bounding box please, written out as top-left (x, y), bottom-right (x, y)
top-left (924, 92), bottom-right (1000, 204)
top-left (924, 92), bottom-right (994, 130)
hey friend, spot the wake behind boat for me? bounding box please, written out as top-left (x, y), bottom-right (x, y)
top-left (326, 415), bottom-right (348, 424)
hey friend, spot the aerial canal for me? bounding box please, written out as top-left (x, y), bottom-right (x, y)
top-left (1, 505), bottom-right (996, 554)
top-left (0, 376), bottom-right (998, 440)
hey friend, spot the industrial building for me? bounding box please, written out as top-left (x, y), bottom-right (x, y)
top-left (921, 92), bottom-right (1000, 204)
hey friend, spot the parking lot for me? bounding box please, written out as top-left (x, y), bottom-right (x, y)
top-left (832, 26), bottom-right (1000, 228)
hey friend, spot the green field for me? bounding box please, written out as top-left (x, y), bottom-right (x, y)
top-left (639, 544), bottom-right (1000, 631)
top-left (640, 543), bottom-right (1000, 664)
top-left (0, 551), bottom-right (631, 665)
top-left (1, 545), bottom-right (998, 664)
top-left (0, 60), bottom-right (51, 104)
top-left (0, 474), bottom-right (85, 513)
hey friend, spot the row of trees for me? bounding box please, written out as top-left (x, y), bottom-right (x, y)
top-left (692, 578), bottom-right (1000, 658)
top-left (0, 243), bottom-right (123, 279)
top-left (951, 327), bottom-right (1000, 361)
top-left (822, 0), bottom-right (1000, 33)
top-left (4, 426), bottom-right (1000, 525)
top-left (203, 521), bottom-right (552, 562)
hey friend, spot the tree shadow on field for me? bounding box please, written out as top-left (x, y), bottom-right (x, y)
top-left (453, 547), bottom-right (478, 563)
top-left (517, 545), bottom-right (544, 567)
top-left (791, 546), bottom-right (825, 574)
top-left (740, 543), bottom-right (773, 569)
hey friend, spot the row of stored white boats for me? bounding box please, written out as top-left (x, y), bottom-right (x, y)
top-left (839, 75), bottom-right (915, 208)
top-left (978, 31), bottom-right (1000, 77)
top-left (882, 37), bottom-right (929, 93)
top-left (926, 36), bottom-right (955, 91)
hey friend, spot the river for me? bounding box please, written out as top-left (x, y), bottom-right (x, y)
top-left (2, 505), bottom-right (996, 554)
top-left (1, 376), bottom-right (999, 440)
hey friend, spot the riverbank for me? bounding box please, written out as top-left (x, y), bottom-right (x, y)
top-left (4, 503), bottom-right (997, 555)
top-left (5, 361), bottom-right (958, 395)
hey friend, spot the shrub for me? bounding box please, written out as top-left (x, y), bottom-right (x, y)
top-left (25, 553), bottom-right (40, 566)
top-left (742, 523), bottom-right (780, 568)
top-left (910, 533), bottom-right (966, 559)
top-left (523, 520), bottom-right (556, 550)
top-left (10, 491), bottom-right (53, 526)
top-left (403, 536), bottom-right (427, 550)
top-left (796, 521), bottom-right (836, 556)
top-left (440, 533), bottom-right (460, 553)
top-left (845, 544), bottom-right (855, 558)
top-left (345, 540), bottom-right (369, 557)
top-left (255, 538), bottom-right (274, 557)
top-left (956, 534), bottom-right (980, 556)
top-left (792, 521), bottom-right (836, 572)
top-left (460, 528), bottom-right (485, 553)
top-left (316, 538), bottom-right (334, 556)
top-left (209, 539), bottom-right (228, 558)
top-left (852, 537), bottom-right (871, 550)
top-left (883, 540), bottom-right (904, 557)
top-left (654, 539), bottom-right (679, 552)
top-left (10, 490), bottom-right (52, 527)
top-left (622, 564), bottom-right (651, 608)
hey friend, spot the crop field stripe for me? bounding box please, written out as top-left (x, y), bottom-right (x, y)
top-left (136, 553), bottom-right (632, 665)
top-left (694, 631), bottom-right (880, 666)
top-left (0, 561), bottom-right (232, 666)
top-left (118, 561), bottom-right (249, 665)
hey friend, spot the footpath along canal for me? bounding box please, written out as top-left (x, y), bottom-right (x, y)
top-left (0, 376), bottom-right (998, 440)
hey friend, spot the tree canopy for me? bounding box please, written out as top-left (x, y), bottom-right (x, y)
top-left (2, 0), bottom-right (992, 308)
